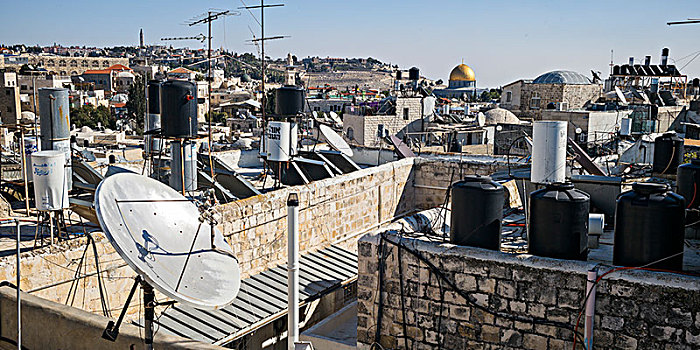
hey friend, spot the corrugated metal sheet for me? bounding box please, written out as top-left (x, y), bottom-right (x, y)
top-left (154, 245), bottom-right (358, 344)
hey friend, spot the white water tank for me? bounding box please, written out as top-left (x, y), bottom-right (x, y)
top-left (531, 121), bottom-right (567, 184)
top-left (265, 121), bottom-right (298, 162)
top-left (31, 150), bottom-right (69, 211)
top-left (620, 118), bottom-right (632, 136)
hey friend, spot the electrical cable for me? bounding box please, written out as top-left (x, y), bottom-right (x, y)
top-left (378, 230), bottom-right (586, 345)
top-left (570, 251), bottom-right (693, 350)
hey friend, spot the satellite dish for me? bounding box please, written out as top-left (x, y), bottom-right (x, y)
top-left (476, 112), bottom-right (486, 127)
top-left (328, 111), bottom-right (342, 125)
top-left (614, 86), bottom-right (628, 106)
top-left (319, 124), bottom-right (353, 157)
top-left (95, 173), bottom-right (241, 310)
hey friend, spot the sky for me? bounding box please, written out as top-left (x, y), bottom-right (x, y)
top-left (2, 0), bottom-right (700, 87)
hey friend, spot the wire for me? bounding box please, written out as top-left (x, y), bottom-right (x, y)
top-left (570, 251), bottom-right (691, 350)
top-left (378, 231), bottom-right (585, 344)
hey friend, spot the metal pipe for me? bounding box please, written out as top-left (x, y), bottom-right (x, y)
top-left (584, 269), bottom-right (598, 349)
top-left (15, 219), bottom-right (21, 350)
top-left (287, 193), bottom-right (299, 350)
top-left (19, 129), bottom-right (30, 216)
top-left (143, 281), bottom-right (154, 350)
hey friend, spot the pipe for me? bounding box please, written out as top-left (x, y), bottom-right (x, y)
top-left (287, 193), bottom-right (300, 350)
top-left (143, 281), bottom-right (154, 350)
top-left (588, 214), bottom-right (605, 235)
top-left (584, 269), bottom-right (598, 349)
top-left (15, 219), bottom-right (21, 350)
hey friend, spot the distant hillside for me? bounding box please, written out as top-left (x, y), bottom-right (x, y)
top-left (303, 70), bottom-right (394, 90)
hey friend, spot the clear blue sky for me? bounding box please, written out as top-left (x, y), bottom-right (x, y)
top-left (2, 0), bottom-right (700, 87)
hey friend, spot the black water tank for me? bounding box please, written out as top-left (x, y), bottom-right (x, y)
top-left (677, 159), bottom-right (700, 208)
top-left (612, 65), bottom-right (620, 75)
top-left (653, 133), bottom-right (684, 175)
top-left (147, 81), bottom-right (161, 114)
top-left (614, 182), bottom-right (685, 270)
top-left (160, 80), bottom-right (198, 138)
top-left (275, 86), bottom-right (304, 116)
top-left (408, 67), bottom-right (420, 81)
top-left (529, 183), bottom-right (590, 261)
top-left (396, 70), bottom-right (403, 80)
top-left (450, 175), bottom-right (504, 250)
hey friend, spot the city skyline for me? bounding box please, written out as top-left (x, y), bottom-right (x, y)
top-left (2, 0), bottom-right (700, 86)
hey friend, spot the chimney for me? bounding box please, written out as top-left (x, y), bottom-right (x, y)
top-left (661, 48), bottom-right (669, 66)
top-left (644, 56), bottom-right (651, 66)
top-left (629, 57), bottom-right (634, 66)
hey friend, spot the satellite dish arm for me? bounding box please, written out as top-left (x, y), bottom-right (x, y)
top-left (102, 275), bottom-right (142, 342)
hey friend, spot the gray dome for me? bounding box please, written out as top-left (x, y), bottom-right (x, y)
top-left (533, 70), bottom-right (591, 85)
top-left (484, 108), bottom-right (519, 125)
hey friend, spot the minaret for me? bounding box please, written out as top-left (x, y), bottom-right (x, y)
top-left (139, 29), bottom-right (144, 48)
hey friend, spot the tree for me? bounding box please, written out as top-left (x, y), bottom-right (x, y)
top-left (126, 74), bottom-right (146, 133)
top-left (70, 105), bottom-right (115, 129)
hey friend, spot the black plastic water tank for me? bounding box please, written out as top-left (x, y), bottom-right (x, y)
top-left (160, 80), bottom-right (198, 138)
top-left (528, 183), bottom-right (590, 261)
top-left (408, 67), bottom-right (420, 81)
top-left (147, 81), bottom-right (161, 114)
top-left (653, 133), bottom-right (684, 175)
top-left (614, 182), bottom-right (685, 271)
top-left (677, 159), bottom-right (700, 208)
top-left (612, 65), bottom-right (620, 75)
top-left (275, 86), bottom-right (304, 116)
top-left (450, 175), bottom-right (504, 250)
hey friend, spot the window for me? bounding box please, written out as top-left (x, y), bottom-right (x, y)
top-left (403, 107), bottom-right (409, 120)
top-left (346, 127), bottom-right (354, 140)
top-left (506, 91), bottom-right (512, 103)
top-left (21, 85), bottom-right (27, 90)
top-left (314, 106), bottom-right (320, 112)
top-left (530, 93), bottom-right (540, 109)
top-left (5, 90), bottom-right (9, 96)
top-left (6, 106), bottom-right (11, 112)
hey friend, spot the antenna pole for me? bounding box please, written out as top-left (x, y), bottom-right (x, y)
top-left (15, 219), bottom-right (21, 350)
top-left (143, 281), bottom-right (155, 350)
top-left (286, 193), bottom-right (300, 350)
top-left (207, 11), bottom-right (215, 180)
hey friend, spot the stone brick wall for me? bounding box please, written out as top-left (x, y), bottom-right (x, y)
top-left (0, 156), bottom-right (512, 323)
top-left (357, 232), bottom-right (700, 349)
top-left (215, 158), bottom-right (416, 279)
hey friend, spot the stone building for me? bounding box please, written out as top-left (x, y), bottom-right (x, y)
top-left (81, 64), bottom-right (135, 93)
top-left (17, 74), bottom-right (72, 113)
top-left (343, 96), bottom-right (434, 146)
top-left (0, 72), bottom-right (21, 124)
top-left (500, 70), bottom-right (602, 120)
top-left (24, 54), bottom-right (128, 76)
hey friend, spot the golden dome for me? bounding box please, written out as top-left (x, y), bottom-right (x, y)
top-left (449, 63), bottom-right (476, 82)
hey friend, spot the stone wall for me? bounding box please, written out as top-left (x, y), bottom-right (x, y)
top-left (214, 158), bottom-right (416, 279)
top-left (356, 232), bottom-right (700, 349)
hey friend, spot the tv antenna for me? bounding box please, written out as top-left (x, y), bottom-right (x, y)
top-left (188, 9), bottom-right (240, 178)
top-left (667, 18), bottom-right (700, 25)
top-left (160, 34), bottom-right (207, 43)
top-left (238, 1), bottom-right (287, 124)
top-left (95, 173), bottom-right (241, 350)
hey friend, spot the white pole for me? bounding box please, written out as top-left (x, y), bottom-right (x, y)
top-left (287, 193), bottom-right (300, 350)
top-left (15, 219), bottom-right (21, 350)
top-left (584, 269), bottom-right (597, 349)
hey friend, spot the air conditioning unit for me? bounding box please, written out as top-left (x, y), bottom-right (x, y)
top-left (556, 102), bottom-right (569, 111)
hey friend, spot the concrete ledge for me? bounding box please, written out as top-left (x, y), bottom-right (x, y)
top-left (0, 286), bottom-right (222, 350)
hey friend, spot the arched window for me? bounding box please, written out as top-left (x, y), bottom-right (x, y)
top-left (346, 127), bottom-right (354, 140)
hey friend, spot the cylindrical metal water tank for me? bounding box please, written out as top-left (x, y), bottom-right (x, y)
top-left (275, 86), bottom-right (304, 116)
top-left (24, 137), bottom-right (40, 181)
top-left (677, 159), bottom-right (700, 208)
top-left (528, 183), bottom-right (589, 260)
top-left (160, 80), bottom-right (198, 138)
top-left (169, 140), bottom-right (197, 192)
top-left (408, 67), bottom-right (420, 81)
top-left (31, 150), bottom-right (69, 211)
top-left (619, 118), bottom-right (631, 136)
top-left (38, 87), bottom-right (72, 191)
top-left (614, 182), bottom-right (685, 270)
top-left (531, 121), bottom-right (567, 184)
top-left (450, 175), bottom-right (504, 250)
top-left (653, 133), bottom-right (684, 175)
top-left (145, 81), bottom-right (163, 155)
top-left (265, 121), bottom-right (298, 162)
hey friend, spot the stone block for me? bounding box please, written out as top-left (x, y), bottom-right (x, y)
top-left (523, 333), bottom-right (547, 350)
